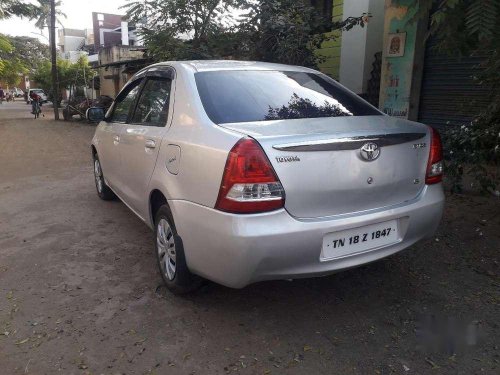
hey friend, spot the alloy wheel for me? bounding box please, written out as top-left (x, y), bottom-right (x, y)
top-left (157, 218), bottom-right (176, 281)
top-left (94, 159), bottom-right (104, 193)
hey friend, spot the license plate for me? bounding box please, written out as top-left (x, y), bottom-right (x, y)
top-left (320, 220), bottom-right (400, 261)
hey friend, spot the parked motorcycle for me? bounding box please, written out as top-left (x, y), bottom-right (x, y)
top-left (63, 96), bottom-right (113, 122)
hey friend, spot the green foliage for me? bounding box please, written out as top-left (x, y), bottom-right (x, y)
top-left (0, 1), bottom-right (60, 87)
top-left (32, 0), bottom-right (66, 30)
top-left (465, 0), bottom-right (497, 42)
top-left (445, 107), bottom-right (500, 193)
top-left (394, 0), bottom-right (499, 54)
top-left (396, 0), bottom-right (500, 192)
top-left (0, 35), bottom-right (12, 53)
top-left (68, 56), bottom-right (95, 88)
top-left (1, 35), bottom-right (50, 70)
top-left (0, 58), bottom-right (28, 86)
top-left (0, 34), bottom-right (47, 85)
top-left (0, 34), bottom-right (50, 86)
top-left (0, 0), bottom-right (36, 19)
top-left (32, 56), bottom-right (95, 99)
top-left (434, 0), bottom-right (499, 192)
top-left (123, 0), bottom-right (242, 60)
top-left (443, 50), bottom-right (500, 193)
top-left (123, 0), bottom-right (366, 68)
top-left (241, 0), bottom-right (366, 67)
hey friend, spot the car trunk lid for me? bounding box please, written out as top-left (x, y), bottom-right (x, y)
top-left (220, 115), bottom-right (430, 218)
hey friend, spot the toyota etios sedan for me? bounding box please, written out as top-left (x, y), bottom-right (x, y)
top-left (90, 60), bottom-right (444, 294)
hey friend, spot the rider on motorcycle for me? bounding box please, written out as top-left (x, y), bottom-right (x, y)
top-left (30, 92), bottom-right (42, 114)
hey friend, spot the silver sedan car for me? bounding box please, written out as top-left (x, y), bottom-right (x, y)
top-left (91, 61), bottom-right (444, 294)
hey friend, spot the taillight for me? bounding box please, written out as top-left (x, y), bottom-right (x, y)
top-left (215, 138), bottom-right (285, 214)
top-left (425, 126), bottom-right (444, 184)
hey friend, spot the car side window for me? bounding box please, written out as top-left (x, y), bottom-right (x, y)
top-left (109, 79), bottom-right (143, 123)
top-left (130, 78), bottom-right (172, 127)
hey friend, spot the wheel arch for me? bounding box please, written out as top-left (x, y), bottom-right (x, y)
top-left (149, 189), bottom-right (170, 227)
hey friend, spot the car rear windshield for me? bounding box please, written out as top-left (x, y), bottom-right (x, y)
top-left (195, 70), bottom-right (381, 124)
top-left (32, 90), bottom-right (44, 94)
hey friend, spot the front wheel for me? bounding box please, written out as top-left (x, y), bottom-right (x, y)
top-left (155, 206), bottom-right (202, 295)
top-left (93, 154), bottom-right (116, 200)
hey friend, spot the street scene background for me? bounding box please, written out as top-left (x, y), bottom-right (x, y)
top-left (0, 102), bottom-right (498, 374)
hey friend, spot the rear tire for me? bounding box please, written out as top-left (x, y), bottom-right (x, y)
top-left (93, 154), bottom-right (116, 201)
top-left (154, 205), bottom-right (202, 295)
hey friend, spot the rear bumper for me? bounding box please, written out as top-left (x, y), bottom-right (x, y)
top-left (170, 184), bottom-right (444, 288)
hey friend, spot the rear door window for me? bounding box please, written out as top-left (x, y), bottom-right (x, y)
top-left (109, 79), bottom-right (143, 123)
top-left (130, 78), bottom-right (172, 127)
top-left (195, 70), bottom-right (382, 124)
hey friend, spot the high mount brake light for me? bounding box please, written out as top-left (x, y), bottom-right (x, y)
top-left (426, 126), bottom-right (444, 185)
top-left (215, 138), bottom-right (285, 214)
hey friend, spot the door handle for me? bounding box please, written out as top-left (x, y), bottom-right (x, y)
top-left (113, 135), bottom-right (120, 143)
top-left (145, 139), bottom-right (156, 149)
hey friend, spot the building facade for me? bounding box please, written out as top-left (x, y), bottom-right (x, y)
top-left (92, 12), bottom-right (142, 50)
top-left (378, 0), bottom-right (490, 128)
top-left (96, 46), bottom-right (147, 97)
top-left (315, 0), bottom-right (489, 129)
top-left (316, 0), bottom-right (385, 100)
top-left (58, 28), bottom-right (94, 62)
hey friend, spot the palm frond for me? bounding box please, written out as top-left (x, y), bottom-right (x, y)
top-left (465, 0), bottom-right (497, 42)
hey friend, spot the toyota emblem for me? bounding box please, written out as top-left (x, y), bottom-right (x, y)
top-left (360, 142), bottom-right (380, 161)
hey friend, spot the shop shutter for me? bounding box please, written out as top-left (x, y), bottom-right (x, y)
top-left (418, 37), bottom-right (490, 130)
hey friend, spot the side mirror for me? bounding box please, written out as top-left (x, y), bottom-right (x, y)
top-left (86, 107), bottom-right (106, 123)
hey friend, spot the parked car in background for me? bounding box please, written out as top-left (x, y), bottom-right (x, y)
top-left (10, 87), bottom-right (24, 98)
top-left (89, 61), bottom-right (445, 294)
top-left (26, 89), bottom-right (48, 104)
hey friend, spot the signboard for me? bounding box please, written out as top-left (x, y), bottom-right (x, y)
top-left (379, 0), bottom-right (418, 119)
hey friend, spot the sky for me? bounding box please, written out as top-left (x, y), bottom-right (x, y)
top-left (0, 0), bottom-right (129, 44)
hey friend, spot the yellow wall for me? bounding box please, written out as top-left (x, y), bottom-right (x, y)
top-left (316, 0), bottom-right (343, 80)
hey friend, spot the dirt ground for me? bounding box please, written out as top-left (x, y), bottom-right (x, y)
top-left (0, 101), bottom-right (499, 375)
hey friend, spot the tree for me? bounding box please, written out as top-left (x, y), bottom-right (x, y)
top-left (240, 0), bottom-right (367, 67)
top-left (49, 0), bottom-right (60, 119)
top-left (123, 0), bottom-right (241, 42)
top-left (68, 56), bottom-right (95, 92)
top-left (32, 0), bottom-right (65, 30)
top-left (0, 0), bottom-right (36, 19)
top-left (0, 35), bottom-right (12, 53)
top-left (0, 59), bottom-right (28, 86)
top-left (395, 0), bottom-right (498, 55)
top-left (0, 34), bottom-right (48, 86)
top-left (123, 0), bottom-right (367, 68)
top-left (123, 0), bottom-right (243, 60)
top-left (32, 58), bottom-right (70, 103)
top-left (2, 35), bottom-right (50, 70)
top-left (395, 0), bottom-right (500, 192)
top-left (0, 1), bottom-right (49, 74)
top-left (32, 56), bottom-right (94, 101)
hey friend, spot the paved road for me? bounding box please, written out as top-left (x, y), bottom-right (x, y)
top-left (0, 101), bottom-right (498, 374)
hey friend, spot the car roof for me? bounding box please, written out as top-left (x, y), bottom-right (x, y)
top-left (149, 60), bottom-right (316, 73)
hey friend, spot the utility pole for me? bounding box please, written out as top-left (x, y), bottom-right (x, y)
top-left (50, 0), bottom-right (59, 120)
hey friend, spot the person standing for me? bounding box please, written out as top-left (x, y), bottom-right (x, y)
top-left (0, 87), bottom-right (5, 104)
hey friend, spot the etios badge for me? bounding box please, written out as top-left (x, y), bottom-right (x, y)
top-left (360, 142), bottom-right (380, 161)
